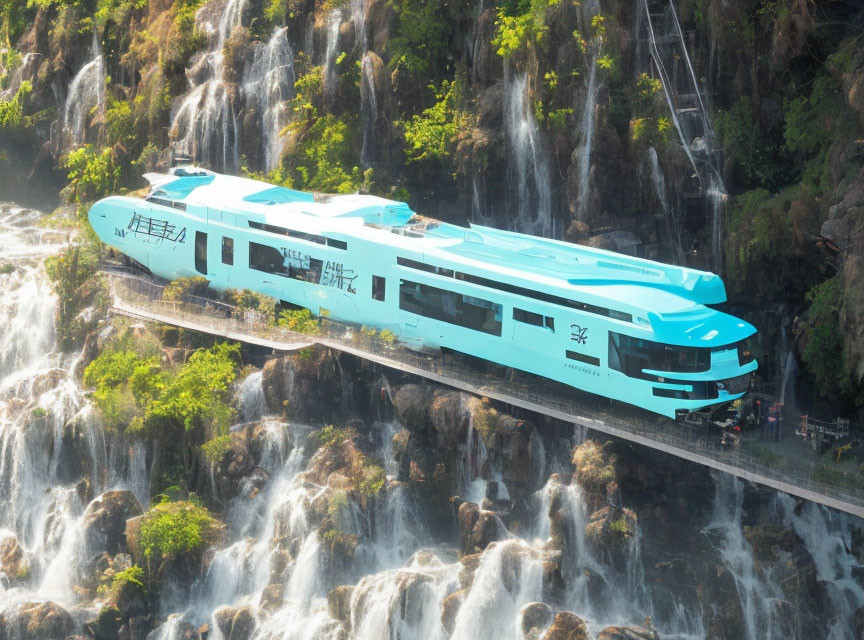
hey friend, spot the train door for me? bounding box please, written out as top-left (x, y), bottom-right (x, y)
top-left (195, 231), bottom-right (208, 274)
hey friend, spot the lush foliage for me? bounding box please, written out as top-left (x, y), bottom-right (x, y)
top-left (162, 276), bottom-right (210, 302)
top-left (400, 80), bottom-right (468, 163)
top-left (201, 434), bottom-right (232, 465)
top-left (292, 114), bottom-right (371, 194)
top-left (801, 277), bottom-right (852, 403)
top-left (492, 0), bottom-right (561, 59)
top-left (138, 501), bottom-right (221, 564)
top-left (111, 564), bottom-right (146, 593)
top-left (84, 340), bottom-right (240, 435)
top-left (44, 243), bottom-right (104, 350)
top-left (0, 80), bottom-right (31, 131)
top-left (386, 0), bottom-right (472, 76)
top-left (277, 307), bottom-right (320, 335)
top-left (63, 145), bottom-right (122, 210)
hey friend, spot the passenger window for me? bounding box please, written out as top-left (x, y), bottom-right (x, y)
top-left (372, 275), bottom-right (386, 301)
top-left (194, 231), bottom-right (207, 274)
top-left (222, 237), bottom-right (234, 265)
top-left (399, 279), bottom-right (502, 336)
top-left (248, 241), bottom-right (322, 284)
top-left (513, 308), bottom-right (555, 332)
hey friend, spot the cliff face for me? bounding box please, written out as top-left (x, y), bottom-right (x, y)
top-left (1, 0), bottom-right (864, 410)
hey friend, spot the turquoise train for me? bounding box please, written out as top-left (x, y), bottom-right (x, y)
top-left (89, 167), bottom-right (758, 419)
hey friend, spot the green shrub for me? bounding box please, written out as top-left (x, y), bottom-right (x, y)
top-left (44, 243), bottom-right (104, 350)
top-left (138, 501), bottom-right (221, 563)
top-left (801, 277), bottom-right (852, 403)
top-left (63, 145), bottom-right (122, 211)
top-left (111, 564), bottom-right (146, 593)
top-left (277, 308), bottom-right (320, 335)
top-left (201, 434), bottom-right (232, 465)
top-left (0, 80), bottom-right (31, 131)
top-left (162, 276), bottom-right (210, 302)
top-left (309, 424), bottom-right (352, 452)
top-left (492, 0), bottom-right (560, 59)
top-left (399, 79), bottom-right (468, 163)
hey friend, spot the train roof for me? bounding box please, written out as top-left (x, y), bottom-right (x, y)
top-left (141, 168), bottom-right (755, 346)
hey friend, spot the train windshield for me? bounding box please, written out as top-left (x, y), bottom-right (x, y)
top-left (608, 332), bottom-right (711, 378)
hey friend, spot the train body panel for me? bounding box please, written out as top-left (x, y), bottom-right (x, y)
top-left (89, 168), bottom-right (758, 418)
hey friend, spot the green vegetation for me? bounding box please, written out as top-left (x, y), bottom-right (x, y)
top-left (62, 145), bottom-right (122, 214)
top-left (801, 277), bottom-right (852, 404)
top-left (201, 434), bottom-right (232, 465)
top-left (810, 464), bottom-right (858, 490)
top-left (111, 564), bottom-right (146, 593)
top-left (162, 276), bottom-right (210, 302)
top-left (309, 424), bottom-right (351, 452)
top-left (386, 0), bottom-right (473, 77)
top-left (608, 518), bottom-right (632, 536)
top-left (492, 0), bottom-right (561, 59)
top-left (290, 114), bottom-right (371, 193)
top-left (138, 500), bottom-right (221, 566)
top-left (84, 340), bottom-right (240, 436)
top-left (399, 79), bottom-right (468, 163)
top-left (277, 307), bottom-right (320, 335)
top-left (44, 243), bottom-right (104, 350)
top-left (0, 80), bottom-right (31, 131)
top-left (472, 398), bottom-right (504, 446)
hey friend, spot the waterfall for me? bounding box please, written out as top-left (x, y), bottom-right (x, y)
top-left (323, 9), bottom-right (343, 101)
top-left (647, 146), bottom-right (682, 262)
top-left (360, 52), bottom-right (377, 168)
top-left (574, 60), bottom-right (597, 222)
top-left (0, 204), bottom-right (150, 618)
top-left (170, 0), bottom-right (248, 172)
top-left (241, 27), bottom-right (295, 172)
top-left (504, 71), bottom-right (552, 238)
top-left (704, 474), bottom-right (786, 640)
top-left (350, 0), bottom-right (367, 53)
top-left (61, 30), bottom-right (105, 147)
top-left (236, 370), bottom-right (268, 423)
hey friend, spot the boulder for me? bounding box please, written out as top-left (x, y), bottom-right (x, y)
top-left (84, 605), bottom-right (122, 640)
top-left (519, 601), bottom-right (554, 640)
top-left (440, 589), bottom-right (467, 635)
top-left (458, 552), bottom-right (482, 589)
top-left (392, 384), bottom-right (434, 432)
top-left (212, 605), bottom-right (257, 640)
top-left (327, 585), bottom-right (354, 623)
top-left (260, 584), bottom-right (284, 611)
top-left (596, 625), bottom-right (660, 640)
top-left (458, 502), bottom-right (506, 554)
top-left (429, 390), bottom-right (471, 449)
top-left (0, 601), bottom-right (76, 640)
top-left (542, 611), bottom-right (589, 640)
top-left (125, 515), bottom-right (144, 560)
top-left (0, 533), bottom-right (28, 583)
top-left (82, 490), bottom-right (144, 555)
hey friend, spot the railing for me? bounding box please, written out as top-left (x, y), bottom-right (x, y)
top-left (105, 272), bottom-right (864, 514)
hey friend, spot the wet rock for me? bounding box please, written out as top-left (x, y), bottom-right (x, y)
top-left (584, 506), bottom-right (638, 570)
top-left (0, 601), bottom-right (76, 640)
top-left (327, 585), bottom-right (354, 623)
top-left (743, 523), bottom-right (801, 561)
top-left (519, 601), bottom-right (554, 639)
top-left (0, 533), bottom-right (28, 583)
top-left (84, 605), bottom-right (122, 640)
top-left (429, 390), bottom-right (470, 449)
top-left (458, 502), bottom-right (506, 554)
top-left (440, 588), bottom-right (467, 635)
top-left (260, 584), bottom-right (284, 611)
top-left (596, 625), bottom-right (660, 640)
top-left (213, 605), bottom-right (257, 640)
top-left (208, 432), bottom-right (255, 500)
top-left (458, 552), bottom-right (482, 589)
top-left (542, 611), bottom-right (588, 640)
top-left (125, 515), bottom-right (144, 560)
top-left (542, 560), bottom-right (566, 604)
top-left (392, 384), bottom-right (434, 432)
top-left (82, 490), bottom-right (144, 555)
top-left (572, 440), bottom-right (617, 504)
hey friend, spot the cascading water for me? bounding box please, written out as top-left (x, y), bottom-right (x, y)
top-left (504, 71), bottom-right (552, 237)
top-left (323, 9), bottom-right (344, 101)
top-left (170, 0), bottom-right (248, 172)
top-left (61, 30), bottom-right (105, 147)
top-left (574, 60), bottom-right (597, 222)
top-left (360, 52), bottom-right (377, 168)
top-left (0, 204), bottom-right (150, 621)
top-left (241, 27), bottom-right (296, 172)
top-left (647, 146), bottom-right (683, 262)
top-left (236, 370), bottom-right (268, 423)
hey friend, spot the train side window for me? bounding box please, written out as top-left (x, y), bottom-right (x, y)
top-left (372, 275), bottom-right (386, 301)
top-left (566, 350), bottom-right (600, 366)
top-left (399, 279), bottom-right (502, 336)
top-left (248, 241), bottom-right (322, 284)
top-left (195, 231), bottom-right (208, 274)
top-left (513, 308), bottom-right (555, 332)
top-left (222, 237), bottom-right (234, 265)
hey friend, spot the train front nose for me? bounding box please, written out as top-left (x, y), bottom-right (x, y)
top-left (88, 198), bottom-right (123, 243)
